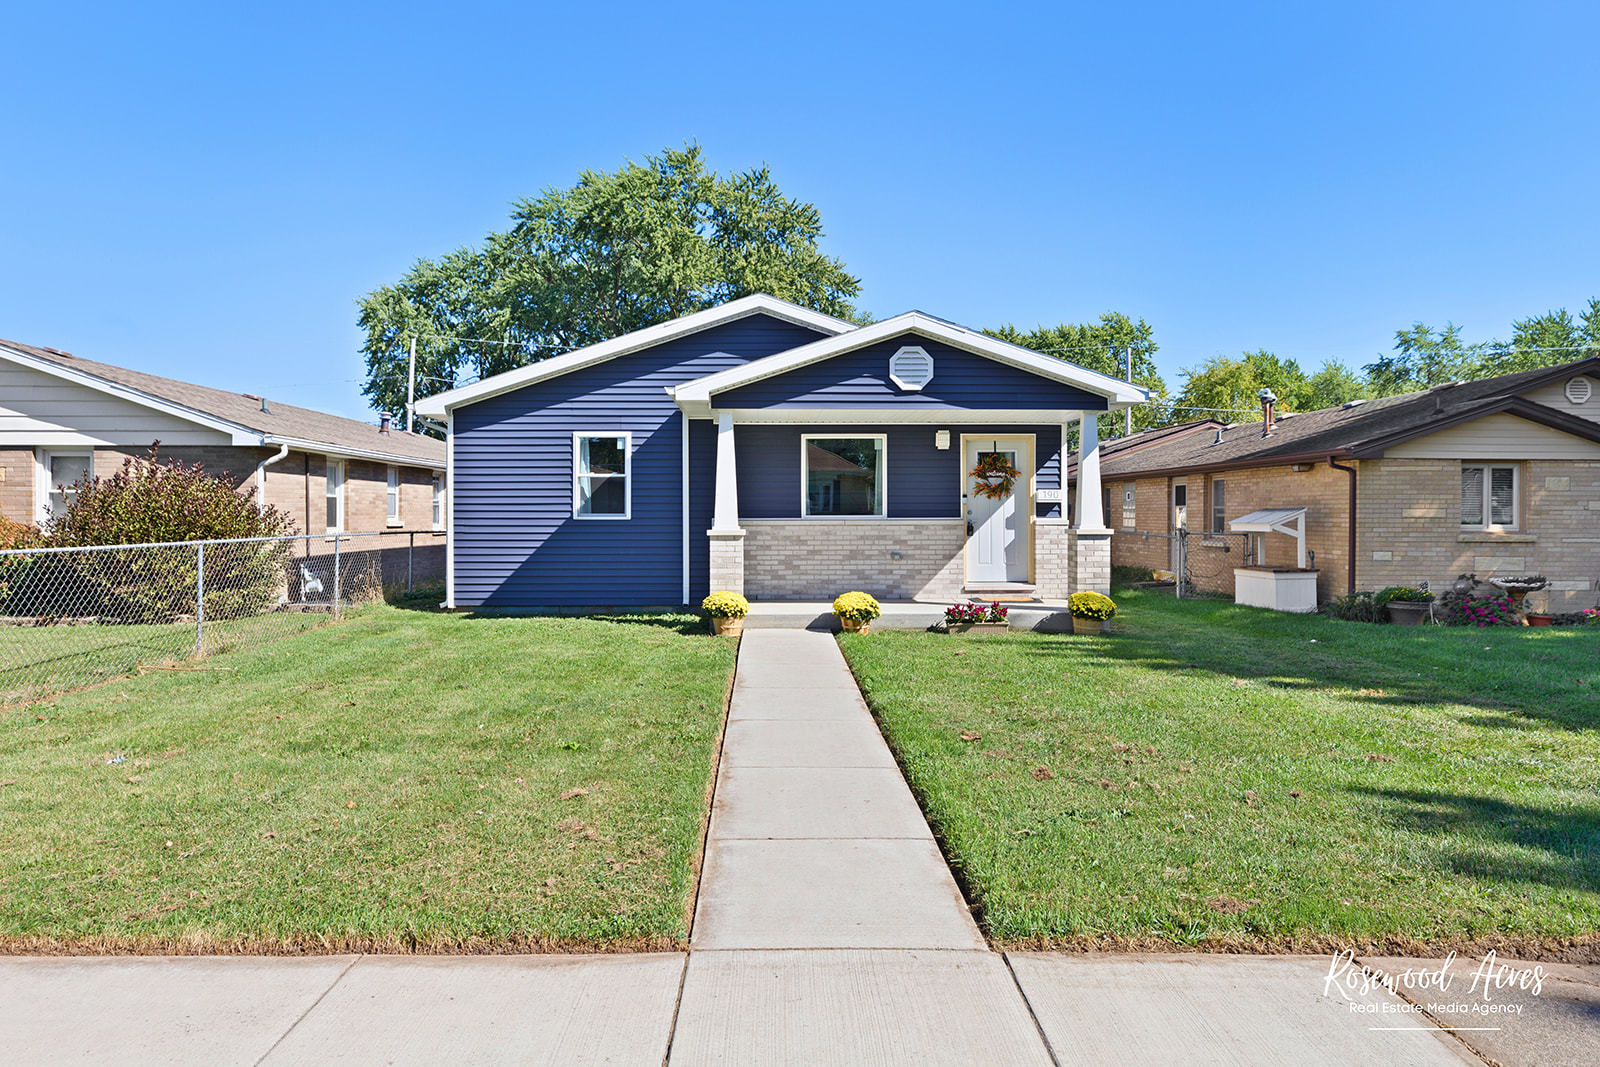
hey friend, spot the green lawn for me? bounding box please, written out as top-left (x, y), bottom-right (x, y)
top-left (839, 590), bottom-right (1600, 954)
top-left (0, 604), bottom-right (734, 953)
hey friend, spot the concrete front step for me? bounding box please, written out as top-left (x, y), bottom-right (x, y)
top-left (742, 600), bottom-right (1075, 632)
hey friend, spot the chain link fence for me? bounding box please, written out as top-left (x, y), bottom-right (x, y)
top-left (0, 530), bottom-right (445, 707)
top-left (1111, 527), bottom-right (1256, 599)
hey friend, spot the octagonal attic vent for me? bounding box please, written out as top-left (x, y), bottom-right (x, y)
top-left (1566, 376), bottom-right (1593, 405)
top-left (889, 346), bottom-right (934, 391)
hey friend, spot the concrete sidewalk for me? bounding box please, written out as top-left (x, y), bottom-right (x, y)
top-left (2, 629), bottom-right (1591, 1064)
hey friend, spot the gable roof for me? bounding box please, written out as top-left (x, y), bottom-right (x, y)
top-left (414, 294), bottom-right (857, 416)
top-left (1094, 356), bottom-right (1600, 480)
top-left (670, 310), bottom-right (1149, 414)
top-left (0, 338), bottom-right (445, 467)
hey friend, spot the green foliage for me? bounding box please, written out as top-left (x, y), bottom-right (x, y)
top-left (987, 314), bottom-right (1169, 435)
top-left (1302, 360), bottom-right (1372, 409)
top-left (1375, 585), bottom-right (1434, 607)
top-left (46, 448), bottom-right (297, 622)
top-left (1324, 591), bottom-right (1382, 622)
top-left (359, 145), bottom-right (863, 427)
top-left (1174, 349), bottom-right (1314, 422)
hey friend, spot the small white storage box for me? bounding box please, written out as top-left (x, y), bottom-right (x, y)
top-left (1234, 567), bottom-right (1319, 613)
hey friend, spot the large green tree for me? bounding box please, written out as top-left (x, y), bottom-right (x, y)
top-left (1174, 349), bottom-right (1315, 422)
top-left (358, 146), bottom-right (861, 429)
top-left (987, 313), bottom-right (1170, 437)
top-left (1363, 323), bottom-right (1487, 396)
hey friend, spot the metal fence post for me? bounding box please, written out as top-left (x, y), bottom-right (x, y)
top-left (333, 533), bottom-right (342, 618)
top-left (1175, 534), bottom-right (1185, 600)
top-left (195, 542), bottom-right (206, 656)
top-left (407, 531), bottom-right (414, 593)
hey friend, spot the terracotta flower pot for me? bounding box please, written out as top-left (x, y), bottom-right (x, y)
top-left (710, 615), bottom-right (744, 637)
top-left (840, 617), bottom-right (870, 633)
top-left (1526, 613), bottom-right (1554, 627)
top-left (1071, 615), bottom-right (1102, 636)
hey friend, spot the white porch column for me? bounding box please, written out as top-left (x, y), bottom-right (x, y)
top-left (1074, 410), bottom-right (1107, 532)
top-left (1069, 409), bottom-right (1112, 598)
top-left (712, 410), bottom-right (739, 531)
top-left (707, 410), bottom-right (746, 595)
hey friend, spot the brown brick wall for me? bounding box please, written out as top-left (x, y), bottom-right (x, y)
top-left (1357, 457), bottom-right (1600, 610)
top-left (1109, 462), bottom-right (1352, 601)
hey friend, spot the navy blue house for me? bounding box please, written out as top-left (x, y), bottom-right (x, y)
top-left (416, 295), bottom-right (1146, 608)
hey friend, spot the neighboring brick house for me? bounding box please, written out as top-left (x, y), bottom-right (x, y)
top-left (1071, 357), bottom-right (1600, 610)
top-left (0, 338), bottom-right (446, 557)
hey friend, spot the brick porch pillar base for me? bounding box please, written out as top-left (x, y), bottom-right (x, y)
top-left (708, 529), bottom-right (746, 597)
top-left (1069, 529), bottom-right (1112, 595)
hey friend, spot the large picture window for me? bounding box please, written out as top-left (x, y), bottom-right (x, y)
top-left (802, 436), bottom-right (885, 517)
top-left (1461, 463), bottom-right (1517, 529)
top-left (574, 433), bottom-right (630, 519)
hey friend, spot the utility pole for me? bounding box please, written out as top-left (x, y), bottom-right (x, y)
top-left (1124, 345), bottom-right (1134, 436)
top-left (406, 335), bottom-right (417, 434)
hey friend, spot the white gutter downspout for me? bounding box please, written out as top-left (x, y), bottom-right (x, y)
top-left (255, 441), bottom-right (291, 511)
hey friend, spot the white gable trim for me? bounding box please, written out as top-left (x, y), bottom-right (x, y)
top-left (669, 312), bottom-right (1149, 416)
top-left (0, 342), bottom-right (261, 446)
top-left (413, 294), bottom-right (856, 416)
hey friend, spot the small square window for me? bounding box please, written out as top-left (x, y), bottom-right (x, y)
top-left (803, 436), bottom-right (885, 517)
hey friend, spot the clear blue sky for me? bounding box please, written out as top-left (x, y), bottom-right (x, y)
top-left (4, 1), bottom-right (1596, 421)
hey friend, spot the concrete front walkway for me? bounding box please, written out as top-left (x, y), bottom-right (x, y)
top-left (2, 629), bottom-right (1590, 1064)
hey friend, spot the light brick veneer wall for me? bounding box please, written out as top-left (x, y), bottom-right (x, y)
top-left (1358, 458), bottom-right (1600, 610)
top-left (1036, 519), bottom-right (1072, 598)
top-left (0, 449), bottom-right (37, 523)
top-left (708, 531), bottom-right (746, 596)
top-left (1069, 530), bottom-right (1112, 594)
top-left (742, 520), bottom-right (964, 600)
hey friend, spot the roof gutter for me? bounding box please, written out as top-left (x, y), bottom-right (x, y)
top-left (254, 441), bottom-right (291, 512)
top-left (1083, 448), bottom-right (1356, 484)
top-left (1327, 455), bottom-right (1358, 595)
top-left (259, 435), bottom-right (445, 470)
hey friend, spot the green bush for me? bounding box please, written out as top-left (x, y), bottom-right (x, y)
top-left (47, 447), bottom-right (297, 622)
top-left (1324, 591), bottom-right (1383, 623)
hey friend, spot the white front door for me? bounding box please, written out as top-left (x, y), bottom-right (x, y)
top-left (964, 437), bottom-right (1030, 584)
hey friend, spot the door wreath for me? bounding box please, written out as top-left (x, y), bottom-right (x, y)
top-left (968, 452), bottom-right (1022, 499)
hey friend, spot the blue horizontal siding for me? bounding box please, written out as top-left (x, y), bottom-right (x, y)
top-left (712, 333), bottom-right (1111, 411)
top-left (735, 424), bottom-right (1064, 520)
top-left (453, 315), bottom-right (827, 607)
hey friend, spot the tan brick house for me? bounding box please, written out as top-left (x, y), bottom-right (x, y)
top-left (0, 337), bottom-right (446, 546)
top-left (1073, 357), bottom-right (1600, 610)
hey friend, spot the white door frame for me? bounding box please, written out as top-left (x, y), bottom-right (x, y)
top-left (960, 433), bottom-right (1034, 586)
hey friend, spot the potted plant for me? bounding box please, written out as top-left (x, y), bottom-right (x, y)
top-left (1376, 586), bottom-right (1434, 626)
top-left (1066, 591), bottom-right (1116, 635)
top-left (833, 591), bottom-right (882, 633)
top-left (944, 600), bottom-right (1009, 634)
top-left (701, 590), bottom-right (749, 637)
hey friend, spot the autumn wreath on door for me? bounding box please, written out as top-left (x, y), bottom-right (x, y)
top-left (968, 452), bottom-right (1023, 499)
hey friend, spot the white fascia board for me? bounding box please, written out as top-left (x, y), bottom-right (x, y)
top-left (413, 294), bottom-right (857, 416)
top-left (723, 408), bottom-right (1111, 424)
top-left (0, 343), bottom-right (263, 445)
top-left (261, 435), bottom-right (446, 470)
top-left (672, 312), bottom-right (1150, 406)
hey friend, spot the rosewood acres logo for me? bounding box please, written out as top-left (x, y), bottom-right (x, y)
top-left (1324, 950), bottom-right (1547, 1026)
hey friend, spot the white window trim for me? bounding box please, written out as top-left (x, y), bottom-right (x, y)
top-left (572, 432), bottom-right (632, 520)
top-left (800, 433), bottom-right (888, 519)
top-left (1461, 462), bottom-right (1519, 531)
top-left (1121, 483), bottom-right (1137, 529)
top-left (325, 458), bottom-right (346, 533)
top-left (386, 465), bottom-right (402, 526)
top-left (432, 472), bottom-right (446, 531)
top-left (1210, 478), bottom-right (1226, 535)
top-left (35, 448), bottom-right (92, 525)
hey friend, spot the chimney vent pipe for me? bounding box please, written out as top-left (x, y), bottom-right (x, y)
top-left (1258, 388), bottom-right (1278, 437)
